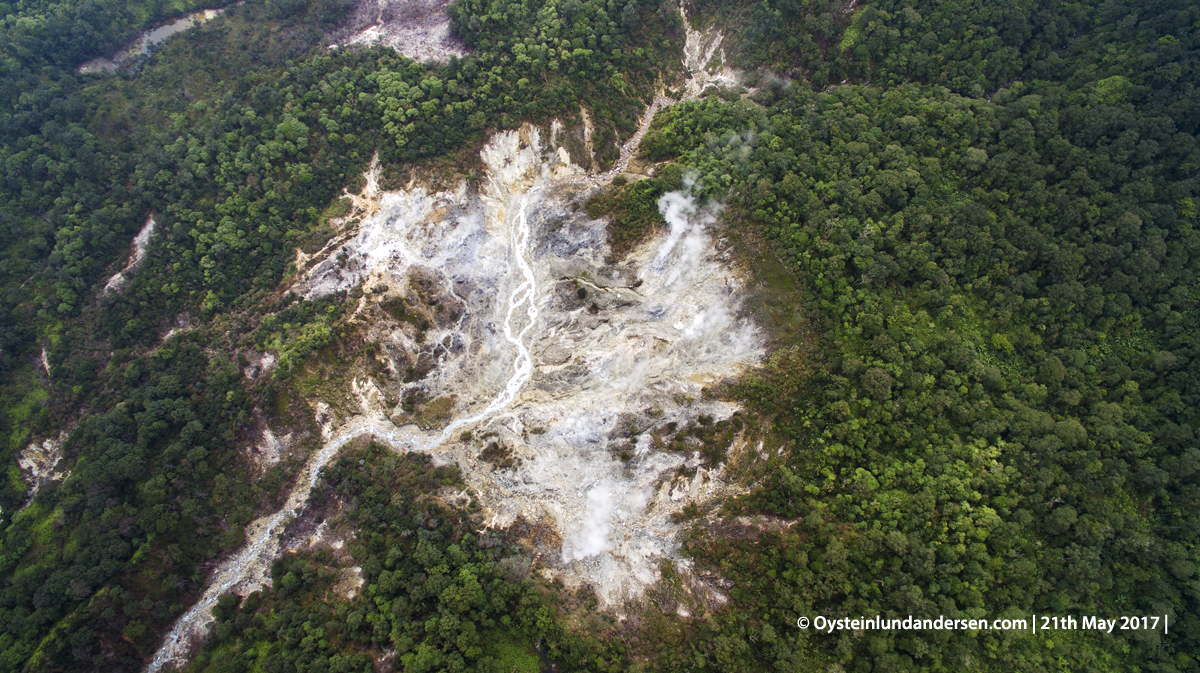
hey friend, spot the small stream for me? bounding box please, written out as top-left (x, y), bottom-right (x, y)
top-left (78, 8), bottom-right (225, 74)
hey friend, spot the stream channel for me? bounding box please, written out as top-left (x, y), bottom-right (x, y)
top-left (78, 8), bottom-right (225, 74)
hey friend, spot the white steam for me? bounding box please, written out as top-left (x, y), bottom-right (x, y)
top-left (653, 175), bottom-right (722, 286)
top-left (567, 485), bottom-right (616, 560)
top-left (654, 180), bottom-right (754, 354)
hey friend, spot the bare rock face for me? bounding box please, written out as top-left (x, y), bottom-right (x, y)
top-left (332, 0), bottom-right (468, 63)
top-left (18, 434), bottom-right (68, 505)
top-left (678, 2), bottom-right (741, 97)
top-left (102, 215), bottom-right (156, 295)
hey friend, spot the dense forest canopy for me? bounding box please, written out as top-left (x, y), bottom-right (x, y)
top-left (0, 0), bottom-right (1196, 671)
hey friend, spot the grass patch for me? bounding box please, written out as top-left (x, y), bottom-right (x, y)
top-left (6, 384), bottom-right (48, 453)
top-left (483, 630), bottom-right (540, 673)
top-left (383, 297), bottom-right (431, 336)
top-left (412, 396), bottom-right (456, 430)
top-left (723, 212), bottom-right (808, 346)
top-left (297, 198), bottom-right (353, 254)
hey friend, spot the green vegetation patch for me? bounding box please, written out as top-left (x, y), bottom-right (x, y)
top-left (634, 13), bottom-right (1200, 666)
top-left (585, 163), bottom-right (685, 256)
top-left (412, 395), bottom-right (456, 430)
top-left (186, 442), bottom-right (624, 673)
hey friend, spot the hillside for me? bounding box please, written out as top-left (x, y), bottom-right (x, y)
top-left (0, 0), bottom-right (1197, 672)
